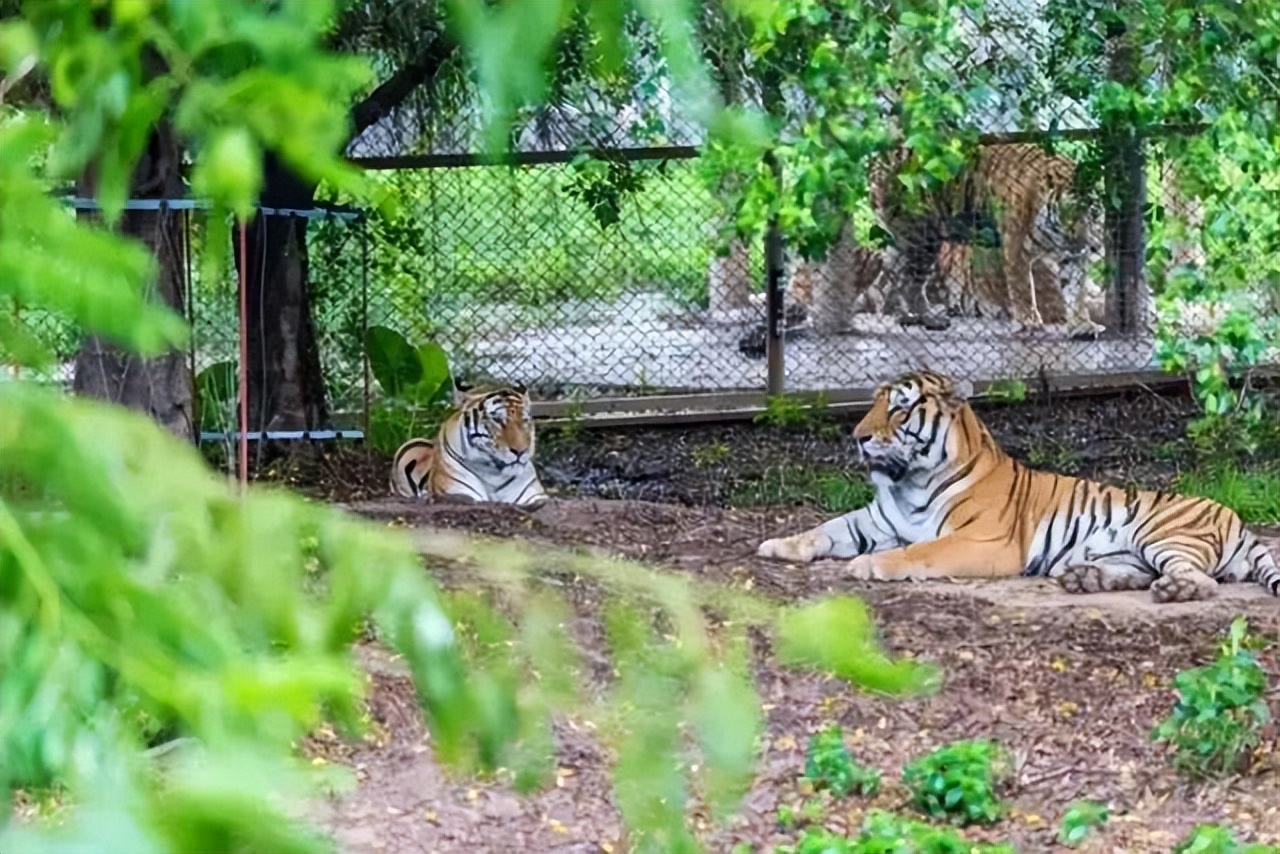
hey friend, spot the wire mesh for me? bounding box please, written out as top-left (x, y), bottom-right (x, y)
top-left (7, 2), bottom-right (1276, 427)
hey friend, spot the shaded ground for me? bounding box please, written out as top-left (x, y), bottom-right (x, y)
top-left (267, 387), bottom-right (1207, 507)
top-left (309, 498), bottom-right (1280, 854)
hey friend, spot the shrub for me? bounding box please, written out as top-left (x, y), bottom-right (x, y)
top-left (1152, 617), bottom-right (1270, 779)
top-left (802, 726), bottom-right (881, 798)
top-left (901, 740), bottom-right (1010, 825)
top-left (1172, 823), bottom-right (1280, 854)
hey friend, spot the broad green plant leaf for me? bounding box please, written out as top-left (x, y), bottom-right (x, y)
top-left (366, 325), bottom-right (423, 398)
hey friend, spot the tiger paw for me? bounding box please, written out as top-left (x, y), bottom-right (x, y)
top-left (846, 554), bottom-right (880, 580)
top-left (757, 531), bottom-right (831, 563)
top-left (1057, 564), bottom-right (1107, 594)
top-left (1151, 570), bottom-right (1219, 603)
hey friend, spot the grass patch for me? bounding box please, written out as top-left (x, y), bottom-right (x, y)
top-left (1176, 463), bottom-right (1280, 524)
top-left (729, 466), bottom-right (874, 513)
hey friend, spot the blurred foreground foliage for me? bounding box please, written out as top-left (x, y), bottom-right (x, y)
top-left (0, 3), bottom-right (934, 851)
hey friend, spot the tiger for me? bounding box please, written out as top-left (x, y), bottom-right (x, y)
top-left (389, 385), bottom-right (548, 509)
top-left (931, 237), bottom-right (1106, 337)
top-left (872, 143), bottom-right (1107, 333)
top-left (756, 370), bottom-right (1280, 602)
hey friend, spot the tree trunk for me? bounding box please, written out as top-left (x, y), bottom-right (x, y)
top-left (233, 153), bottom-right (328, 431)
top-left (234, 36), bottom-right (459, 431)
top-left (73, 121), bottom-right (193, 441)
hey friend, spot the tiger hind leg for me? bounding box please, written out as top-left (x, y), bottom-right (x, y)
top-left (1056, 563), bottom-right (1153, 594)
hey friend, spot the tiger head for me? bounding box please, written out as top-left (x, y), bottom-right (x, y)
top-left (456, 385), bottom-right (536, 469)
top-left (853, 370), bottom-right (976, 482)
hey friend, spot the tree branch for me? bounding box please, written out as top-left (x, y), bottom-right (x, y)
top-left (348, 35), bottom-right (458, 140)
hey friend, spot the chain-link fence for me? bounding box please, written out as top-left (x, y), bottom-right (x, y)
top-left (8, 1), bottom-right (1276, 430)
top-left (336, 1), bottom-right (1277, 417)
top-left (342, 146), bottom-right (1275, 412)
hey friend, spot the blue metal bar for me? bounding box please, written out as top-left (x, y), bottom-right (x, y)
top-left (60, 197), bottom-right (362, 221)
top-left (199, 430), bottom-right (366, 442)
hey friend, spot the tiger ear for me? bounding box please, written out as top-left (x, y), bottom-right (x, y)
top-left (951, 378), bottom-right (974, 401)
top-left (452, 378), bottom-right (474, 406)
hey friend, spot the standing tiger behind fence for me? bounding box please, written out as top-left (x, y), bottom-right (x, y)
top-left (757, 370), bottom-right (1280, 602)
top-left (872, 142), bottom-right (1107, 333)
top-left (390, 385), bottom-right (548, 509)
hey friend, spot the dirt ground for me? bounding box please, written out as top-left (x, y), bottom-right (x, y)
top-left (277, 388), bottom-right (1280, 852)
top-left (306, 495), bottom-right (1280, 854)
top-left (265, 386), bottom-right (1250, 509)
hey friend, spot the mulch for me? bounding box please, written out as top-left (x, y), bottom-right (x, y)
top-left (307, 498), bottom-right (1280, 854)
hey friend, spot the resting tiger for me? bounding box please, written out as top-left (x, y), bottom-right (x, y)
top-left (389, 385), bottom-right (548, 509)
top-left (757, 370), bottom-right (1280, 602)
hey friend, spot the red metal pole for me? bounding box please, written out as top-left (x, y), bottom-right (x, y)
top-left (237, 219), bottom-right (249, 492)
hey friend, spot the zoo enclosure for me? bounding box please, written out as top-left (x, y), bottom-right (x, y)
top-left (331, 0), bottom-right (1277, 422)
top-left (8, 2), bottom-right (1278, 432)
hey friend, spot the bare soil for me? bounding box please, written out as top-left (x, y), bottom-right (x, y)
top-left (265, 387), bottom-right (1209, 507)
top-left (308, 497), bottom-right (1280, 854)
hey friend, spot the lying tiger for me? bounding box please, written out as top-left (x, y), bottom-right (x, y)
top-left (758, 370), bottom-right (1279, 602)
top-left (390, 384), bottom-right (548, 509)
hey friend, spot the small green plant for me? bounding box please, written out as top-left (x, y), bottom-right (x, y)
top-left (364, 325), bottom-right (456, 454)
top-left (1191, 404), bottom-right (1280, 454)
top-left (548, 395), bottom-right (588, 444)
top-left (1025, 440), bottom-right (1082, 473)
top-left (773, 810), bottom-right (1015, 854)
top-left (1177, 464), bottom-right (1280, 524)
top-left (985, 378), bottom-right (1028, 403)
top-left (729, 467), bottom-right (873, 513)
top-left (1172, 823), bottom-right (1280, 854)
top-left (901, 740), bottom-right (1010, 825)
top-left (1152, 617), bottom-right (1271, 779)
top-left (756, 393), bottom-right (833, 431)
top-left (802, 726), bottom-right (881, 798)
top-left (692, 442), bottom-right (731, 468)
top-left (1058, 801), bottom-right (1109, 847)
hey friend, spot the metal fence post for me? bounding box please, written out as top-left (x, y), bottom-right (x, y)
top-left (764, 220), bottom-right (785, 396)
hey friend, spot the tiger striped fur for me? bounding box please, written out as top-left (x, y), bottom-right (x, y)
top-left (757, 370), bottom-right (1279, 602)
top-left (390, 386), bottom-right (548, 509)
top-left (873, 143), bottom-right (1106, 331)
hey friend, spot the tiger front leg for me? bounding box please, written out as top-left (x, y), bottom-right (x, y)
top-left (846, 536), bottom-right (1024, 582)
top-left (757, 507), bottom-right (890, 563)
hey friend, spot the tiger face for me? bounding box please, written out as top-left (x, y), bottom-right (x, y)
top-left (462, 387), bottom-right (536, 469)
top-left (853, 371), bottom-right (972, 481)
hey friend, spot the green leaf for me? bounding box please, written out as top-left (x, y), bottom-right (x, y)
top-left (412, 341), bottom-right (453, 406)
top-left (190, 128), bottom-right (263, 221)
top-left (690, 656), bottom-right (762, 818)
top-left (365, 325), bottom-right (423, 399)
top-left (775, 596), bottom-right (939, 695)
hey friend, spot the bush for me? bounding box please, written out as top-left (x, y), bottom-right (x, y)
top-left (1152, 617), bottom-right (1271, 779)
top-left (901, 740), bottom-right (1010, 825)
top-left (802, 726), bottom-right (881, 798)
top-left (1172, 823), bottom-right (1280, 854)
